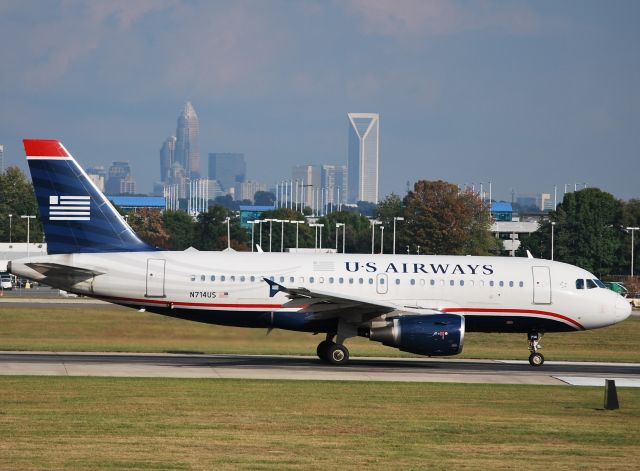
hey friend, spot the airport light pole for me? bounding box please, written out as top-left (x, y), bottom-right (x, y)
top-left (551, 222), bottom-right (556, 261)
top-left (21, 215), bottom-right (35, 259)
top-left (309, 223), bottom-right (320, 250)
top-left (371, 220), bottom-right (381, 254)
top-left (335, 223), bottom-right (344, 252)
top-left (379, 226), bottom-right (385, 254)
top-left (290, 220), bottom-right (304, 249)
top-left (393, 217), bottom-right (404, 255)
top-left (626, 227), bottom-right (639, 276)
top-left (224, 217), bottom-right (231, 250)
top-left (248, 220), bottom-right (257, 252)
top-left (8, 214), bottom-right (12, 243)
top-left (267, 219), bottom-right (276, 252)
top-left (258, 220), bottom-right (264, 249)
top-left (280, 219), bottom-right (289, 252)
top-left (319, 224), bottom-right (324, 249)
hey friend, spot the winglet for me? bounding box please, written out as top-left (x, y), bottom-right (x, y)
top-left (263, 277), bottom-right (285, 298)
top-left (526, 250), bottom-right (534, 259)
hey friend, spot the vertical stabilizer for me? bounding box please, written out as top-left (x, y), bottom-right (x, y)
top-left (23, 139), bottom-right (156, 254)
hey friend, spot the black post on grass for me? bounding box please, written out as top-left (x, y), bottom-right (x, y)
top-left (604, 379), bottom-right (619, 410)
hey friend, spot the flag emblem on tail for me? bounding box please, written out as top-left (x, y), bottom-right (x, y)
top-left (49, 195), bottom-right (91, 221)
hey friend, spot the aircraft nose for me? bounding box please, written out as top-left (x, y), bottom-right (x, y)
top-left (615, 296), bottom-right (632, 321)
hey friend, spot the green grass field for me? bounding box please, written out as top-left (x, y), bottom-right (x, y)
top-left (0, 304), bottom-right (638, 362)
top-left (0, 377), bottom-right (638, 470)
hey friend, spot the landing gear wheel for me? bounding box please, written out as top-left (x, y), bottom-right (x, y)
top-left (316, 340), bottom-right (334, 361)
top-left (528, 352), bottom-right (544, 367)
top-left (326, 344), bottom-right (350, 366)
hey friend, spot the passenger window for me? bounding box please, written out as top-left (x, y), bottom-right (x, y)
top-left (576, 279), bottom-right (584, 290)
top-left (430, 279), bottom-right (435, 286)
top-left (379, 277), bottom-right (385, 285)
top-left (230, 276), bottom-right (236, 282)
top-left (410, 279), bottom-right (416, 286)
top-left (349, 278), bottom-right (354, 284)
top-left (210, 275), bottom-right (216, 282)
top-left (200, 275), bottom-right (205, 281)
top-left (290, 277), bottom-right (294, 283)
top-left (270, 276), bottom-right (275, 281)
top-left (279, 276), bottom-right (285, 283)
top-left (359, 278), bottom-right (364, 284)
top-left (368, 278), bottom-right (374, 285)
top-left (449, 280), bottom-right (454, 286)
top-left (586, 279), bottom-right (597, 289)
top-left (310, 276), bottom-right (315, 283)
top-left (519, 281), bottom-right (524, 288)
top-left (489, 280), bottom-right (494, 287)
top-left (190, 275), bottom-right (196, 282)
top-left (240, 276), bottom-right (246, 282)
top-left (395, 278), bottom-right (400, 285)
top-left (499, 281), bottom-right (504, 287)
top-left (339, 277), bottom-right (344, 284)
top-left (459, 280), bottom-right (464, 286)
top-left (509, 281), bottom-right (514, 288)
top-left (220, 275), bottom-right (226, 282)
top-left (329, 277), bottom-right (334, 284)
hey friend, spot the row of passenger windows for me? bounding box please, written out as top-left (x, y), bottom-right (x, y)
top-left (576, 278), bottom-right (606, 290)
top-left (189, 274), bottom-right (525, 288)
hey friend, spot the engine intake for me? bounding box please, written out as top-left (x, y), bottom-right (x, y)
top-left (366, 314), bottom-right (465, 356)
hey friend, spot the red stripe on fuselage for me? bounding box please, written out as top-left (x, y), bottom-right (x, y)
top-left (441, 307), bottom-right (584, 330)
top-left (23, 139), bottom-right (69, 157)
top-left (96, 294), bottom-right (285, 309)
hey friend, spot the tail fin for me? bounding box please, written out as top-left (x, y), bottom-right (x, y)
top-left (23, 139), bottom-right (156, 254)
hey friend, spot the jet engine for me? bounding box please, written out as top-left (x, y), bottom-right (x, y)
top-left (364, 314), bottom-right (465, 356)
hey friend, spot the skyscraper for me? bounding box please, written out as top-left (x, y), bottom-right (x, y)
top-left (106, 161), bottom-right (134, 195)
top-left (160, 136), bottom-right (176, 183)
top-left (175, 102), bottom-right (200, 179)
top-left (322, 165), bottom-right (348, 205)
top-left (292, 164), bottom-right (322, 208)
top-left (208, 153), bottom-right (246, 192)
top-left (347, 112), bottom-right (379, 204)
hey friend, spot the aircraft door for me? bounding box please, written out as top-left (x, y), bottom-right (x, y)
top-left (532, 266), bottom-right (551, 304)
top-left (376, 273), bottom-right (388, 295)
top-left (146, 259), bottom-right (166, 298)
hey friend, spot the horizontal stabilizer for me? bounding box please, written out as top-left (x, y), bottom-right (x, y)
top-left (26, 262), bottom-right (104, 280)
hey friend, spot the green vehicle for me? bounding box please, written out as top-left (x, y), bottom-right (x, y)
top-left (604, 281), bottom-right (628, 297)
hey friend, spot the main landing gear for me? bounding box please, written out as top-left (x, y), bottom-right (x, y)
top-left (317, 335), bottom-right (350, 365)
top-left (527, 332), bottom-right (544, 367)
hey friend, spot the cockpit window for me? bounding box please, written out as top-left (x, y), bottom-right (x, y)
top-left (586, 279), bottom-right (597, 289)
top-left (576, 279), bottom-right (584, 290)
top-left (594, 279), bottom-right (606, 288)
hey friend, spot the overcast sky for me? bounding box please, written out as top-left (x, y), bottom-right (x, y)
top-left (1, 0), bottom-right (639, 201)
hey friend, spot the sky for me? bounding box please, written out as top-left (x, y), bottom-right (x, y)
top-left (1, 0), bottom-right (639, 202)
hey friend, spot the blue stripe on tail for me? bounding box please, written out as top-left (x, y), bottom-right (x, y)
top-left (28, 157), bottom-right (156, 254)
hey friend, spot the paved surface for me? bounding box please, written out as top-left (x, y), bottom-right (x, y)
top-left (1, 352), bottom-right (638, 386)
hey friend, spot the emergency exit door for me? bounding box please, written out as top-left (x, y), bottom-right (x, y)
top-left (532, 266), bottom-right (551, 304)
top-left (146, 259), bottom-right (166, 298)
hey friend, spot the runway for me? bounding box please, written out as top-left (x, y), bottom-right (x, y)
top-left (1, 352), bottom-right (639, 386)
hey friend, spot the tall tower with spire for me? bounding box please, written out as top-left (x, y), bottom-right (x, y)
top-left (174, 102), bottom-right (201, 179)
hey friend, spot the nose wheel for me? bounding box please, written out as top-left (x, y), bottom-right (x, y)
top-left (527, 332), bottom-right (544, 367)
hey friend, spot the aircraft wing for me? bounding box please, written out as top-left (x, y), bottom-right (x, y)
top-left (263, 277), bottom-right (398, 321)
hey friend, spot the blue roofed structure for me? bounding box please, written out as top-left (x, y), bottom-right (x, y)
top-left (239, 205), bottom-right (275, 229)
top-left (491, 202), bottom-right (513, 221)
top-left (107, 196), bottom-right (166, 211)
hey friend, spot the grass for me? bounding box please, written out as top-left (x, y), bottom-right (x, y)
top-left (0, 377), bottom-right (639, 470)
top-left (0, 304), bottom-right (638, 362)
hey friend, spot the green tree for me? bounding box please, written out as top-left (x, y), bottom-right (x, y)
top-left (259, 208), bottom-right (313, 252)
top-left (163, 210), bottom-right (195, 250)
top-left (401, 180), bottom-right (498, 255)
top-left (127, 208), bottom-right (169, 248)
top-left (375, 193), bottom-right (404, 253)
top-left (0, 167), bottom-right (43, 243)
top-left (518, 188), bottom-right (623, 275)
top-left (620, 199), bottom-right (640, 274)
top-left (193, 205), bottom-right (248, 251)
top-left (319, 211), bottom-right (375, 254)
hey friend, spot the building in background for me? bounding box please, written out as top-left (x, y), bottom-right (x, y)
top-left (234, 180), bottom-right (267, 202)
top-left (208, 153), bottom-right (246, 192)
top-left (347, 112), bottom-right (379, 204)
top-left (292, 164), bottom-right (322, 208)
top-left (160, 136), bottom-right (176, 183)
top-left (322, 164), bottom-right (348, 206)
top-left (86, 165), bottom-right (106, 192)
top-left (106, 161), bottom-right (135, 195)
top-left (537, 193), bottom-right (553, 211)
top-left (174, 102), bottom-right (200, 179)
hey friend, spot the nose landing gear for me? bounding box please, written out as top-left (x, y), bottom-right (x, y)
top-left (528, 332), bottom-right (544, 367)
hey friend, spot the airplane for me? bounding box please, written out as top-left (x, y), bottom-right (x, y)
top-left (9, 139), bottom-right (632, 367)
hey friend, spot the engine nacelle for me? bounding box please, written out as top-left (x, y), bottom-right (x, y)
top-left (366, 314), bottom-right (465, 356)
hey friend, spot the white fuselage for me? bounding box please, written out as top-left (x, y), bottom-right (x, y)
top-left (10, 251), bottom-right (631, 333)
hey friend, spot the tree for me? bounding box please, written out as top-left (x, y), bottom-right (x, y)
top-left (319, 211), bottom-right (375, 254)
top-left (127, 208), bottom-right (169, 248)
top-left (375, 193), bottom-right (404, 253)
top-left (401, 180), bottom-right (498, 255)
top-left (254, 191), bottom-right (276, 206)
top-left (0, 167), bottom-right (44, 243)
top-left (259, 208), bottom-right (313, 251)
top-left (193, 205), bottom-right (248, 251)
top-left (518, 188), bottom-right (623, 275)
top-left (163, 210), bottom-right (195, 250)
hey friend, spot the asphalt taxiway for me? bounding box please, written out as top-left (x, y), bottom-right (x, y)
top-left (1, 352), bottom-right (638, 386)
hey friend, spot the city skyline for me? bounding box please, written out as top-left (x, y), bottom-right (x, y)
top-left (1, 2), bottom-right (639, 202)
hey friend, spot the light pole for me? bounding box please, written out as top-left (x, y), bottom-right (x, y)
top-left (21, 215), bottom-right (36, 258)
top-left (627, 227), bottom-right (639, 276)
top-left (8, 214), bottom-right (12, 244)
top-left (319, 224), bottom-right (324, 249)
top-left (224, 216), bottom-right (231, 250)
top-left (335, 223), bottom-right (344, 252)
top-left (280, 219), bottom-right (289, 252)
top-left (551, 221), bottom-right (556, 261)
top-left (371, 220), bottom-right (381, 254)
top-left (393, 216), bottom-right (404, 255)
top-left (248, 220), bottom-right (257, 252)
top-left (379, 226), bottom-right (385, 254)
top-left (258, 220), bottom-right (264, 249)
top-left (291, 220), bottom-right (304, 249)
top-left (267, 219), bottom-right (276, 252)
